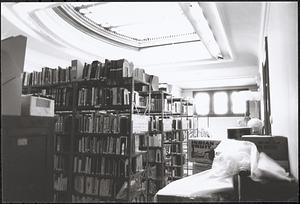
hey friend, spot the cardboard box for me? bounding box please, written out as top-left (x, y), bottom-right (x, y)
top-left (188, 138), bottom-right (221, 164)
top-left (21, 95), bottom-right (54, 117)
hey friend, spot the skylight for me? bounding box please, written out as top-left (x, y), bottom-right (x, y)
top-left (69, 2), bottom-right (198, 41)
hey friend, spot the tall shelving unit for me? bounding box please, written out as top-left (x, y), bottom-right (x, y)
top-left (165, 97), bottom-right (185, 183)
top-left (21, 63), bottom-right (198, 202)
top-left (22, 64), bottom-right (151, 202)
top-left (146, 90), bottom-right (172, 201)
top-left (181, 98), bottom-right (195, 177)
top-left (23, 82), bottom-right (75, 202)
top-left (71, 77), bottom-right (150, 202)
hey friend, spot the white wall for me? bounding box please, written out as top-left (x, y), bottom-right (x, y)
top-left (198, 116), bottom-right (243, 140)
top-left (267, 2), bottom-right (298, 179)
top-left (182, 90), bottom-right (243, 140)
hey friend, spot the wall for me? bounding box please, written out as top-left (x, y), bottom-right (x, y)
top-left (267, 2), bottom-right (298, 179)
top-left (198, 116), bottom-right (243, 140)
top-left (182, 90), bottom-right (243, 140)
top-left (170, 85), bottom-right (182, 98)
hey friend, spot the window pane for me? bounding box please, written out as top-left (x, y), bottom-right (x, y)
top-left (194, 92), bottom-right (210, 115)
top-left (213, 92), bottom-right (228, 114)
top-left (231, 91), bottom-right (247, 114)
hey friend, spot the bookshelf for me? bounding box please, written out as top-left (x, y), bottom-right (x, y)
top-left (145, 90), bottom-right (172, 201)
top-left (23, 82), bottom-right (75, 202)
top-left (72, 77), bottom-right (150, 202)
top-left (21, 59), bottom-right (198, 202)
top-left (165, 97), bottom-right (195, 182)
top-left (22, 59), bottom-right (152, 202)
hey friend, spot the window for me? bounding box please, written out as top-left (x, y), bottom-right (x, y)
top-left (231, 91), bottom-right (247, 114)
top-left (193, 88), bottom-right (256, 117)
top-left (194, 92), bottom-right (210, 115)
top-left (213, 92), bottom-right (228, 114)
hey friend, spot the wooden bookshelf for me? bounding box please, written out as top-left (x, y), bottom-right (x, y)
top-left (146, 90), bottom-right (172, 201)
top-left (21, 59), bottom-right (198, 202)
top-left (22, 59), bottom-right (152, 202)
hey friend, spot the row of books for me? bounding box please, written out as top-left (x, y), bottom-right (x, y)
top-left (182, 104), bottom-right (194, 115)
top-left (150, 98), bottom-right (172, 113)
top-left (77, 113), bottom-right (129, 134)
top-left (166, 154), bottom-right (185, 166)
top-left (76, 136), bottom-right (128, 155)
top-left (148, 134), bottom-right (162, 147)
top-left (22, 66), bottom-right (73, 86)
top-left (168, 168), bottom-right (183, 177)
top-left (54, 173), bottom-right (68, 191)
top-left (148, 149), bottom-right (163, 163)
top-left (132, 154), bottom-right (144, 173)
top-left (74, 176), bottom-right (113, 197)
top-left (54, 193), bottom-right (68, 203)
top-left (135, 92), bottom-right (149, 107)
top-left (165, 131), bottom-right (184, 141)
top-left (71, 195), bottom-right (103, 202)
top-left (149, 116), bottom-right (161, 132)
top-left (55, 135), bottom-right (70, 152)
top-left (23, 58), bottom-right (161, 93)
top-left (22, 59), bottom-right (133, 86)
top-left (82, 59), bottom-right (133, 81)
top-left (165, 143), bottom-right (182, 155)
top-left (181, 118), bottom-right (193, 129)
top-left (149, 116), bottom-right (173, 132)
top-left (150, 97), bottom-right (194, 115)
top-left (54, 155), bottom-right (67, 170)
top-left (172, 102), bottom-right (183, 114)
top-left (33, 88), bottom-right (73, 107)
top-left (55, 114), bottom-right (72, 133)
top-left (77, 87), bottom-right (130, 107)
top-left (149, 117), bottom-right (191, 132)
top-left (73, 156), bottom-right (129, 177)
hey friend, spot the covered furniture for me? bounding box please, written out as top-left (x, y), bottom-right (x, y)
top-left (238, 136), bottom-right (298, 201)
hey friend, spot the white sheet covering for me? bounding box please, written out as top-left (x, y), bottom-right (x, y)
top-left (155, 139), bottom-right (292, 200)
top-left (155, 170), bottom-right (233, 199)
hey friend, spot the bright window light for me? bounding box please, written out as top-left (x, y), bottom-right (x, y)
top-left (194, 92), bottom-right (210, 115)
top-left (231, 91), bottom-right (246, 114)
top-left (70, 2), bottom-right (197, 40)
top-left (213, 92), bottom-right (228, 114)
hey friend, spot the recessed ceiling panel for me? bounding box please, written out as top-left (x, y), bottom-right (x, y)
top-left (70, 2), bottom-right (197, 41)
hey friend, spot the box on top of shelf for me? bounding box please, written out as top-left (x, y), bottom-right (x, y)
top-left (21, 95), bottom-right (54, 117)
top-left (188, 138), bottom-right (221, 164)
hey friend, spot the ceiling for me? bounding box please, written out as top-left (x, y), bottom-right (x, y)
top-left (1, 2), bottom-right (266, 90)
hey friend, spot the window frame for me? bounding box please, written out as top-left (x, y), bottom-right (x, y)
top-left (193, 88), bottom-right (255, 117)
